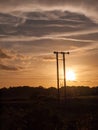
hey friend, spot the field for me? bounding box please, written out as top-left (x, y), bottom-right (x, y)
top-left (1, 95), bottom-right (98, 130)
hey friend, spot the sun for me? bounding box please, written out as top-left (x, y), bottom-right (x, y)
top-left (66, 70), bottom-right (76, 81)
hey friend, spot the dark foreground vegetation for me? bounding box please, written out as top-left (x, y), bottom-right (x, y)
top-left (0, 86), bottom-right (98, 130)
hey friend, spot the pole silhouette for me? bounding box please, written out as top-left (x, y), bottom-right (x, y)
top-left (61, 52), bottom-right (69, 101)
top-left (54, 51), bottom-right (60, 103)
top-left (54, 51), bottom-right (69, 102)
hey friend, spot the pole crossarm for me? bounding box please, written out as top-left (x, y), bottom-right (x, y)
top-left (61, 52), bottom-right (70, 54)
top-left (54, 51), bottom-right (69, 54)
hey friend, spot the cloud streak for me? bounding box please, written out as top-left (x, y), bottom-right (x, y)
top-left (0, 0), bottom-right (98, 22)
top-left (0, 63), bottom-right (22, 71)
top-left (0, 10), bottom-right (98, 45)
top-left (0, 48), bottom-right (11, 59)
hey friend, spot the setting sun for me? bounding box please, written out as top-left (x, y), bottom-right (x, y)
top-left (66, 70), bottom-right (76, 81)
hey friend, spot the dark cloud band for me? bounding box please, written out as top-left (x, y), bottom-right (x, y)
top-left (0, 64), bottom-right (19, 71)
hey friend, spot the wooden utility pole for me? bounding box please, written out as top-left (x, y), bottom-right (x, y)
top-left (61, 52), bottom-right (69, 101)
top-left (54, 51), bottom-right (60, 103)
top-left (54, 51), bottom-right (69, 102)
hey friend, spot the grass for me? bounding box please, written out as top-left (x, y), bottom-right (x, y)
top-left (1, 96), bottom-right (98, 130)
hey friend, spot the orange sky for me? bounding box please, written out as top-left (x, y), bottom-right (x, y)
top-left (0, 0), bottom-right (98, 88)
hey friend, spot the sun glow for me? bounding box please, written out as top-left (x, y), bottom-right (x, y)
top-left (66, 70), bottom-right (76, 81)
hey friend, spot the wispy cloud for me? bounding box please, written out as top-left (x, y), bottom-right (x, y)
top-left (0, 63), bottom-right (22, 71)
top-left (0, 10), bottom-right (98, 45)
top-left (0, 0), bottom-right (98, 22)
top-left (0, 48), bottom-right (11, 59)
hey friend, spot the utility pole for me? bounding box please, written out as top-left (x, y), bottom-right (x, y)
top-left (54, 51), bottom-right (60, 103)
top-left (61, 52), bottom-right (69, 101)
top-left (54, 51), bottom-right (69, 102)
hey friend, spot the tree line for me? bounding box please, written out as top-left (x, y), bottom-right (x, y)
top-left (0, 86), bottom-right (98, 100)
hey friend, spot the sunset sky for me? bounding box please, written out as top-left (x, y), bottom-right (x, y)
top-left (0, 0), bottom-right (98, 88)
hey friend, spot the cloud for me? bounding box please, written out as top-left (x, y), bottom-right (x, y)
top-left (0, 39), bottom-right (97, 56)
top-left (0, 0), bottom-right (98, 22)
top-left (67, 32), bottom-right (98, 41)
top-left (0, 63), bottom-right (22, 71)
top-left (0, 47), bottom-right (31, 72)
top-left (39, 55), bottom-right (55, 62)
top-left (0, 48), bottom-right (11, 59)
top-left (0, 4), bottom-right (97, 57)
top-left (0, 10), bottom-right (98, 44)
top-left (0, 0), bottom-right (98, 10)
